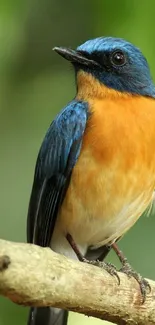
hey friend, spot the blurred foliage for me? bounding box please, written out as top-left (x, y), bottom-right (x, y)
top-left (0, 1), bottom-right (155, 324)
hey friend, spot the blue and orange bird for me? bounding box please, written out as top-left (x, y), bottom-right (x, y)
top-left (27, 37), bottom-right (155, 325)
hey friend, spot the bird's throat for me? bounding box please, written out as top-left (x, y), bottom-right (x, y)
top-left (76, 70), bottom-right (130, 102)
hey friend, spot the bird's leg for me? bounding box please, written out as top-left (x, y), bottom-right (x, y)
top-left (66, 233), bottom-right (120, 283)
top-left (112, 242), bottom-right (151, 303)
top-left (66, 233), bottom-right (85, 262)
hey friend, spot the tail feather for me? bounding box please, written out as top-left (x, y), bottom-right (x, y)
top-left (27, 307), bottom-right (68, 325)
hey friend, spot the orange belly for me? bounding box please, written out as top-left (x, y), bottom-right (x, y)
top-left (53, 74), bottom-right (155, 250)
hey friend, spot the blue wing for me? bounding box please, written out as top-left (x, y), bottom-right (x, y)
top-left (27, 100), bottom-right (88, 247)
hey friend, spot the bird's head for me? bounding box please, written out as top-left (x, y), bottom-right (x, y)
top-left (53, 37), bottom-right (155, 98)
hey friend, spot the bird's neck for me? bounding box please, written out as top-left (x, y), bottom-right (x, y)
top-left (76, 71), bottom-right (131, 102)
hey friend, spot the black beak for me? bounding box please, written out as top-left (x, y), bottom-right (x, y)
top-left (53, 46), bottom-right (99, 68)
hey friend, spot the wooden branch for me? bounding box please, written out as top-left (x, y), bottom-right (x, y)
top-left (0, 239), bottom-right (155, 325)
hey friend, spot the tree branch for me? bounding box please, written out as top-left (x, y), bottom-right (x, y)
top-left (0, 239), bottom-right (154, 325)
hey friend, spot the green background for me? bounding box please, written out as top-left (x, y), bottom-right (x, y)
top-left (0, 1), bottom-right (155, 324)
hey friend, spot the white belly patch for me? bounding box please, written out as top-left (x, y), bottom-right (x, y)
top-left (51, 190), bottom-right (153, 257)
top-left (90, 191), bottom-right (152, 249)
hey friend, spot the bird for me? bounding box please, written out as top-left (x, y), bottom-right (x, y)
top-left (27, 36), bottom-right (155, 325)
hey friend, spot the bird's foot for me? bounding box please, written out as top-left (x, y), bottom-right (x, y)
top-left (112, 243), bottom-right (151, 303)
top-left (66, 233), bottom-right (120, 283)
top-left (120, 258), bottom-right (151, 303)
top-left (82, 257), bottom-right (120, 284)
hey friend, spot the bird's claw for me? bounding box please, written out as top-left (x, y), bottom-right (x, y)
top-left (101, 261), bottom-right (120, 284)
top-left (82, 258), bottom-right (120, 284)
top-left (120, 261), bottom-right (151, 303)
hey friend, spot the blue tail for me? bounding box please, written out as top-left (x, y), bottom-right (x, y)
top-left (27, 307), bottom-right (68, 325)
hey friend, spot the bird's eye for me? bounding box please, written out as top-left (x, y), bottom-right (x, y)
top-left (111, 50), bottom-right (126, 66)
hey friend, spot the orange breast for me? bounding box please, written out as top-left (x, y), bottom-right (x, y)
top-left (56, 72), bottom-right (155, 248)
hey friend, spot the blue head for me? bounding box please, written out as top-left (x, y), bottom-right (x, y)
top-left (54, 37), bottom-right (155, 97)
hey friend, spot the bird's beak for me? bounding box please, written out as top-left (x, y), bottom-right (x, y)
top-left (53, 46), bottom-right (99, 67)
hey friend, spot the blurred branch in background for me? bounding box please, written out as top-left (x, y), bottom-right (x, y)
top-left (0, 239), bottom-right (155, 325)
